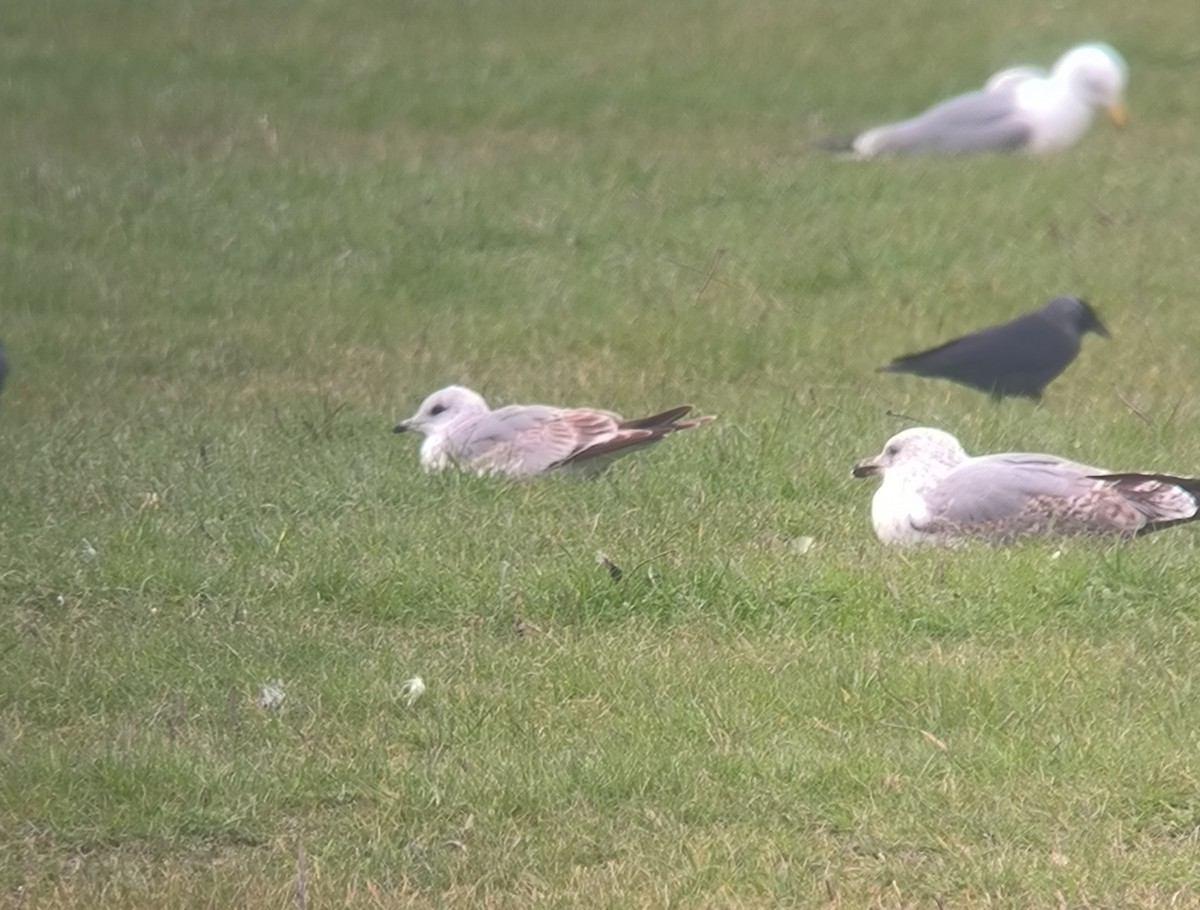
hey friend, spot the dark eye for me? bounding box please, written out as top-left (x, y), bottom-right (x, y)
top-left (429, 404), bottom-right (447, 416)
top-left (886, 445), bottom-right (899, 456)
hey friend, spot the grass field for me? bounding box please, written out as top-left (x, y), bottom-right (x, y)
top-left (5, 0), bottom-right (1200, 906)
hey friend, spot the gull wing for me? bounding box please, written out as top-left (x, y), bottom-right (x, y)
top-left (452, 405), bottom-right (713, 476)
top-left (554, 406), bottom-right (714, 473)
top-left (449, 405), bottom-right (597, 475)
top-left (857, 89), bottom-right (1034, 155)
top-left (1087, 473), bottom-right (1200, 534)
top-left (919, 453), bottom-right (1150, 541)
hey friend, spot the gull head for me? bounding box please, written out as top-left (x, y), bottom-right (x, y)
top-left (852, 427), bottom-right (969, 492)
top-left (393, 385), bottom-right (490, 436)
top-left (1040, 295), bottom-right (1110, 339)
top-left (1053, 43), bottom-right (1128, 126)
top-left (853, 428), bottom-right (970, 545)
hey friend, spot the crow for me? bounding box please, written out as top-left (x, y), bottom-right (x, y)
top-left (878, 296), bottom-right (1109, 400)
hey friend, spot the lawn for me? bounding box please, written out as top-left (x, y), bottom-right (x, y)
top-left (4, 0), bottom-right (1200, 906)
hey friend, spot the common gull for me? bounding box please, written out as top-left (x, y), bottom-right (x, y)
top-left (852, 427), bottom-right (1200, 545)
top-left (393, 385), bottom-right (714, 477)
top-left (849, 43), bottom-right (1127, 156)
top-left (878, 296), bottom-right (1109, 400)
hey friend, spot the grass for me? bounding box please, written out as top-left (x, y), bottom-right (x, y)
top-left (5, 0), bottom-right (1200, 905)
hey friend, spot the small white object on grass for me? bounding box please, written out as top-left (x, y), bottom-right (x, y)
top-left (852, 427), bottom-right (1200, 546)
top-left (790, 536), bottom-right (816, 556)
top-left (401, 676), bottom-right (426, 707)
top-left (257, 681), bottom-right (286, 711)
top-left (80, 539), bottom-right (98, 561)
top-left (393, 385), bottom-right (714, 477)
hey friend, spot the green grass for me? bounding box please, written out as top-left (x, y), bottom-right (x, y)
top-left (5, 0), bottom-right (1200, 905)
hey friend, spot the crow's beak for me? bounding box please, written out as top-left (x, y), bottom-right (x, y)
top-left (393, 421), bottom-right (409, 434)
top-left (1105, 101), bottom-right (1127, 128)
top-left (851, 458), bottom-right (881, 479)
top-left (1093, 319), bottom-right (1111, 339)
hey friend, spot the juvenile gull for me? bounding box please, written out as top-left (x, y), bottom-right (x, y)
top-left (852, 427), bottom-right (1200, 546)
top-left (393, 385), bottom-right (714, 477)
top-left (848, 43), bottom-right (1127, 156)
top-left (878, 296), bottom-right (1108, 400)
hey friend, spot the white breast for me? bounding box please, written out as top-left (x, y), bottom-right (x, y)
top-left (870, 477), bottom-right (934, 545)
top-left (419, 435), bottom-right (452, 472)
top-left (1016, 81), bottom-right (1094, 153)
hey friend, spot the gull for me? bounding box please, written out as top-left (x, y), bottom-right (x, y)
top-left (393, 385), bottom-right (714, 477)
top-left (852, 427), bottom-right (1200, 546)
top-left (878, 296), bottom-right (1109, 400)
top-left (848, 43), bottom-right (1127, 156)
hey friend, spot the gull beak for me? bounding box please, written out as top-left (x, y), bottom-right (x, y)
top-left (851, 457), bottom-right (881, 479)
top-left (1105, 100), bottom-right (1127, 128)
top-left (393, 420), bottom-right (409, 434)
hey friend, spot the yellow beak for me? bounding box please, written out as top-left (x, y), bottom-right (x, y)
top-left (1106, 100), bottom-right (1127, 128)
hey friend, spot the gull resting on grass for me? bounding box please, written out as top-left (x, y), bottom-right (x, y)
top-left (394, 385), bottom-right (714, 477)
top-left (852, 427), bottom-right (1200, 545)
top-left (845, 43), bottom-right (1127, 156)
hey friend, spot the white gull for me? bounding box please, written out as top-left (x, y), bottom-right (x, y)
top-left (850, 43), bottom-right (1127, 156)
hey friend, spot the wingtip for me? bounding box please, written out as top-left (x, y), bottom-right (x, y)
top-left (674, 407), bottom-right (717, 427)
top-left (677, 414), bottom-right (717, 430)
top-left (1092, 472), bottom-right (1200, 533)
top-left (619, 405), bottom-right (714, 431)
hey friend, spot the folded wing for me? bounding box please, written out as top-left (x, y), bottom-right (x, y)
top-left (856, 90), bottom-right (1034, 156)
top-left (921, 455), bottom-right (1123, 540)
top-left (452, 405), bottom-right (713, 476)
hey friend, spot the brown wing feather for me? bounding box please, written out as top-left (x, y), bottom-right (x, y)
top-left (462, 403), bottom-right (715, 476)
top-left (558, 429), bottom-right (660, 466)
top-left (507, 411), bottom-right (617, 473)
top-left (553, 408), bottom-right (714, 471)
top-left (1091, 473), bottom-right (1200, 534)
top-left (620, 406), bottom-right (717, 433)
top-left (619, 406), bottom-right (694, 430)
top-left (932, 490), bottom-right (1141, 543)
top-left (934, 476), bottom-right (1199, 543)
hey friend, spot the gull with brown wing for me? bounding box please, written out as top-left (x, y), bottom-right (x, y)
top-left (852, 427), bottom-right (1200, 546)
top-left (393, 385), bottom-right (714, 477)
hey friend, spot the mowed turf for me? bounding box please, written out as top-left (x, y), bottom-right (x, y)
top-left (4, 0), bottom-right (1200, 906)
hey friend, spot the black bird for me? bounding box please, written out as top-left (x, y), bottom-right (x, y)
top-left (878, 296), bottom-right (1109, 400)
